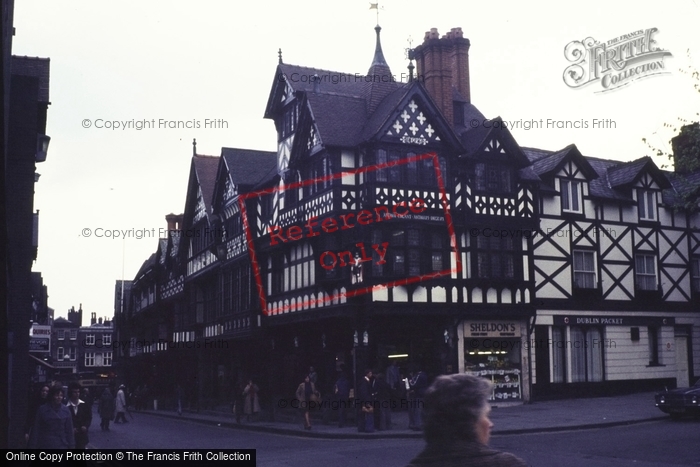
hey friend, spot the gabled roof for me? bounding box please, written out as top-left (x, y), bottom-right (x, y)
top-left (192, 155), bottom-right (219, 216)
top-left (461, 117), bottom-right (531, 168)
top-left (522, 146), bottom-right (685, 203)
top-left (221, 148), bottom-right (277, 187)
top-left (305, 92), bottom-right (368, 147)
top-left (528, 144), bottom-right (598, 180)
top-left (606, 156), bottom-right (671, 189)
top-left (362, 80), bottom-right (464, 149)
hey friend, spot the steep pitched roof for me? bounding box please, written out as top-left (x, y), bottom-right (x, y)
top-left (607, 156), bottom-right (671, 189)
top-left (305, 92), bottom-right (368, 147)
top-left (192, 154), bottom-right (220, 216)
top-left (221, 148), bottom-right (277, 187)
top-left (528, 144), bottom-right (598, 180)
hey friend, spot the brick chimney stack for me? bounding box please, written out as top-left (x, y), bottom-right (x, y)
top-left (165, 213), bottom-right (183, 238)
top-left (412, 27), bottom-right (471, 125)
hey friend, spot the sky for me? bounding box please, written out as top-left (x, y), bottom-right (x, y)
top-left (12, 0), bottom-right (700, 325)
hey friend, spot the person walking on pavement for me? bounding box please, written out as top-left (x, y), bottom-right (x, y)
top-left (233, 382), bottom-right (245, 424)
top-left (114, 384), bottom-right (129, 423)
top-left (405, 374), bottom-right (527, 467)
top-left (66, 382), bottom-right (92, 449)
top-left (176, 384), bottom-right (184, 416)
top-left (409, 368), bottom-right (428, 431)
top-left (243, 379), bottom-right (261, 422)
top-left (356, 368), bottom-right (376, 433)
top-left (28, 384), bottom-right (74, 449)
top-left (25, 385), bottom-right (49, 445)
top-left (296, 374), bottom-right (319, 430)
top-left (375, 372), bottom-right (393, 430)
top-left (334, 371), bottom-right (351, 428)
top-left (98, 387), bottom-right (115, 431)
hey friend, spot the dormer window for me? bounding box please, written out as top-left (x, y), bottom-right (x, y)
top-left (560, 179), bottom-right (582, 213)
top-left (637, 189), bottom-right (656, 221)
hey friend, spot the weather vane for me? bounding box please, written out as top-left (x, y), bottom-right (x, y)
top-left (405, 35), bottom-right (414, 60)
top-left (369, 3), bottom-right (384, 25)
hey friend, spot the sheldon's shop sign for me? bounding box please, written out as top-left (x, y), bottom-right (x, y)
top-left (464, 322), bottom-right (521, 338)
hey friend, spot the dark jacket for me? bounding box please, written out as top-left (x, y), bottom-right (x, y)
top-left (98, 389), bottom-right (116, 420)
top-left (28, 403), bottom-right (75, 449)
top-left (334, 375), bottom-right (351, 400)
top-left (406, 440), bottom-right (528, 467)
top-left (67, 400), bottom-right (92, 448)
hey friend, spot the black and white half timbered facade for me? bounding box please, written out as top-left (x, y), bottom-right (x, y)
top-left (119, 25), bottom-right (700, 406)
top-left (529, 148), bottom-right (700, 397)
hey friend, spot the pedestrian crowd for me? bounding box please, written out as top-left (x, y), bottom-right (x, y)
top-left (25, 381), bottom-right (136, 449)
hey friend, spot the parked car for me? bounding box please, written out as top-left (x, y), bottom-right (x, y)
top-left (654, 379), bottom-right (700, 419)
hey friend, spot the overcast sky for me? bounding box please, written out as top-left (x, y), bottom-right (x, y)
top-left (12, 0), bottom-right (700, 325)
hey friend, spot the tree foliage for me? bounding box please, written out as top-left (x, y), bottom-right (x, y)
top-left (642, 49), bottom-right (699, 171)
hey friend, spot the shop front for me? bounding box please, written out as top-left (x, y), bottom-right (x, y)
top-left (458, 320), bottom-right (530, 402)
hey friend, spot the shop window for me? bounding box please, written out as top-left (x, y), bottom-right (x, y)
top-left (570, 327), bottom-right (604, 382)
top-left (551, 327), bottom-right (566, 383)
top-left (464, 337), bottom-right (522, 401)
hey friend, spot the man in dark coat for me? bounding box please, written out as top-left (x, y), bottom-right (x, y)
top-left (333, 372), bottom-right (351, 427)
top-left (356, 369), bottom-right (375, 432)
top-left (405, 374), bottom-right (527, 467)
top-left (98, 388), bottom-right (115, 431)
top-left (66, 383), bottom-right (92, 449)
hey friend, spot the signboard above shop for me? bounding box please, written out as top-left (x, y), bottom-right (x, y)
top-left (553, 316), bottom-right (675, 327)
top-left (463, 321), bottom-right (521, 338)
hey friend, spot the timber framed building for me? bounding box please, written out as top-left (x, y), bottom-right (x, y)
top-left (118, 25), bottom-right (700, 408)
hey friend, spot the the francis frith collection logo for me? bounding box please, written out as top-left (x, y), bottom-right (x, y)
top-left (563, 28), bottom-right (672, 93)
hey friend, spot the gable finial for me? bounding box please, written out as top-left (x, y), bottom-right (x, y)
top-left (278, 48), bottom-right (283, 65)
top-left (193, 138), bottom-right (197, 156)
top-left (406, 35), bottom-right (415, 82)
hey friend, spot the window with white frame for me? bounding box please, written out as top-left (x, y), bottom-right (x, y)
top-left (69, 347), bottom-right (77, 361)
top-left (57, 347), bottom-right (65, 360)
top-left (69, 329), bottom-right (77, 340)
top-left (635, 254), bottom-right (657, 290)
top-left (560, 179), bottom-right (582, 213)
top-left (573, 250), bottom-right (596, 289)
top-left (103, 334), bottom-right (112, 345)
top-left (691, 257), bottom-right (700, 292)
top-left (84, 352), bottom-right (95, 367)
top-left (57, 330), bottom-right (65, 340)
top-left (637, 189), bottom-right (656, 221)
top-left (103, 352), bottom-right (113, 366)
top-left (84, 334), bottom-right (95, 346)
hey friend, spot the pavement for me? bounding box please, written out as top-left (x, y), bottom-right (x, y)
top-left (134, 391), bottom-right (668, 439)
